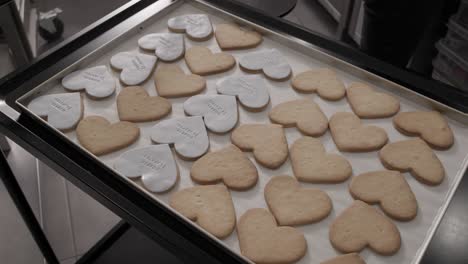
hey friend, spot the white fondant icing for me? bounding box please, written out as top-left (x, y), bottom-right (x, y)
top-left (138, 33), bottom-right (185, 61)
top-left (183, 94), bottom-right (238, 133)
top-left (216, 75), bottom-right (270, 110)
top-left (110, 52), bottom-right (157, 86)
top-left (168, 14), bottom-right (213, 40)
top-left (239, 49), bottom-right (292, 80)
top-left (114, 144), bottom-right (178, 193)
top-left (28, 92), bottom-right (82, 130)
top-left (61, 65), bottom-right (115, 98)
top-left (150, 116), bottom-right (209, 159)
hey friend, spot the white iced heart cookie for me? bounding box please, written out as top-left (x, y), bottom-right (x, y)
top-left (239, 49), bottom-right (292, 81)
top-left (110, 52), bottom-right (157, 86)
top-left (28, 92), bottom-right (83, 131)
top-left (138, 33), bottom-right (184, 62)
top-left (168, 14), bottom-right (213, 41)
top-left (61, 65), bottom-right (115, 99)
top-left (183, 94), bottom-right (238, 133)
top-left (115, 145), bottom-right (178, 193)
top-left (150, 116), bottom-right (209, 159)
top-left (216, 75), bottom-right (270, 111)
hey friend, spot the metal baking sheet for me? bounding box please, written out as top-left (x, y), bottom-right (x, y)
top-left (16, 0), bottom-right (468, 263)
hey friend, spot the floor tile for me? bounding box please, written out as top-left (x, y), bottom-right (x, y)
top-left (5, 140), bottom-right (41, 219)
top-left (0, 44), bottom-right (14, 78)
top-left (0, 142), bottom-right (42, 264)
top-left (66, 181), bottom-right (120, 256)
top-left (38, 162), bottom-right (76, 260)
top-left (283, 9), bottom-right (302, 26)
top-left (60, 256), bottom-right (76, 264)
top-left (293, 0), bottom-right (337, 37)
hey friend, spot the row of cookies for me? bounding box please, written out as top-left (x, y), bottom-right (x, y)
top-left (121, 13), bottom-right (453, 264)
top-left (26, 13), bottom-right (456, 264)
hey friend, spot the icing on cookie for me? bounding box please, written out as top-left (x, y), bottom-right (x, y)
top-left (28, 92), bottom-right (82, 131)
top-left (138, 33), bottom-right (184, 62)
top-left (110, 52), bottom-right (157, 86)
top-left (216, 75), bottom-right (270, 111)
top-left (239, 49), bottom-right (292, 80)
top-left (150, 116), bottom-right (209, 159)
top-left (61, 65), bottom-right (115, 98)
top-left (115, 144), bottom-right (178, 193)
top-left (168, 14), bottom-right (213, 41)
top-left (184, 94), bottom-right (238, 133)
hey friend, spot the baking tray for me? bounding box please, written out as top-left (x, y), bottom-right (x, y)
top-left (14, 0), bottom-right (468, 263)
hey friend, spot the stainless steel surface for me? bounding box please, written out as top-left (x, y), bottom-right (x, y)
top-left (12, 0), bottom-right (468, 263)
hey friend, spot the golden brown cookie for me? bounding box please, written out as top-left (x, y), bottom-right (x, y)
top-left (393, 111), bottom-right (454, 149)
top-left (265, 175), bottom-right (332, 225)
top-left (190, 145), bottom-right (258, 190)
top-left (379, 139), bottom-right (445, 185)
top-left (330, 200), bottom-right (401, 255)
top-left (290, 137), bottom-right (352, 183)
top-left (237, 208), bottom-right (307, 264)
top-left (269, 99), bottom-right (328, 137)
top-left (321, 253), bottom-right (366, 264)
top-left (76, 116), bottom-right (139, 156)
top-left (214, 24), bottom-right (262, 50)
top-left (347, 82), bottom-right (400, 118)
top-left (169, 185), bottom-right (236, 239)
top-left (185, 46), bottom-right (236, 75)
top-left (117, 86), bottom-right (171, 122)
top-left (231, 124), bottom-right (288, 169)
top-left (291, 68), bottom-right (346, 100)
top-left (154, 64), bottom-right (206, 98)
top-left (349, 170), bottom-right (418, 221)
top-left (329, 112), bottom-right (388, 152)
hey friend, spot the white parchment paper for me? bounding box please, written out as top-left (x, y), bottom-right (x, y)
top-left (32, 2), bottom-right (468, 264)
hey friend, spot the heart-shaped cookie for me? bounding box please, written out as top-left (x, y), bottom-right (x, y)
top-left (117, 86), bottom-right (171, 122)
top-left (239, 49), bottom-right (292, 81)
top-left (154, 64), bottom-right (206, 98)
top-left (110, 52), bottom-right (157, 86)
top-left (168, 14), bottom-right (213, 41)
top-left (150, 116), bottom-right (209, 160)
top-left (231, 124), bottom-right (288, 169)
top-left (216, 75), bottom-right (270, 111)
top-left (349, 170), bottom-right (417, 221)
top-left (76, 116), bottom-right (140, 156)
top-left (28, 93), bottom-right (83, 131)
top-left (329, 112), bottom-right (388, 152)
top-left (61, 65), bottom-right (115, 99)
top-left (183, 94), bottom-right (238, 133)
top-left (379, 139), bottom-right (445, 185)
top-left (269, 99), bottom-right (328, 136)
top-left (330, 200), bottom-right (401, 255)
top-left (215, 24), bottom-right (262, 50)
top-left (114, 144), bottom-right (178, 193)
top-left (321, 253), bottom-right (366, 264)
top-left (185, 46), bottom-right (236, 75)
top-left (290, 137), bottom-right (352, 183)
top-left (291, 68), bottom-right (346, 101)
top-left (138, 33), bottom-right (184, 62)
top-left (238, 208), bottom-right (307, 264)
top-left (265, 175), bottom-right (332, 225)
top-left (191, 145), bottom-right (258, 190)
top-left (169, 185), bottom-right (236, 238)
top-left (393, 111), bottom-right (454, 149)
top-left (347, 82), bottom-right (400, 118)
